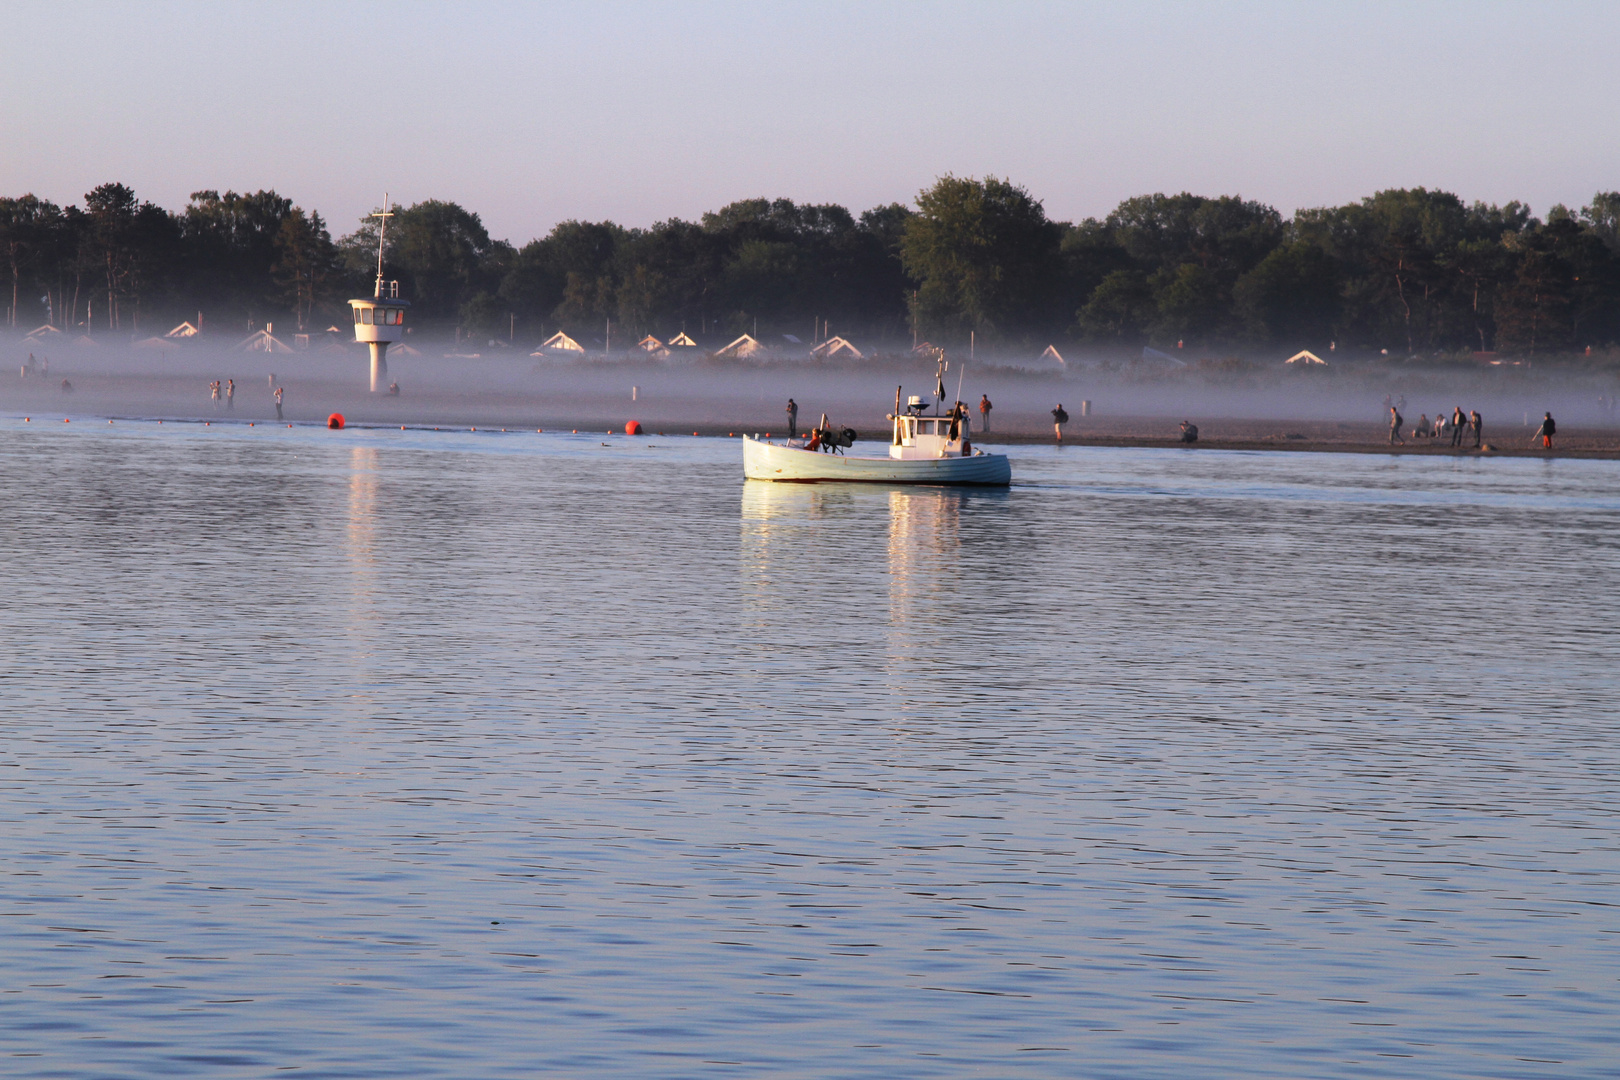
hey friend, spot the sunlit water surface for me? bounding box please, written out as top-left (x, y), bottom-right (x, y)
top-left (2, 419), bottom-right (1617, 1078)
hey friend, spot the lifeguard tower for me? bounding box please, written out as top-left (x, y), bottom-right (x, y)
top-left (349, 195), bottom-right (409, 392)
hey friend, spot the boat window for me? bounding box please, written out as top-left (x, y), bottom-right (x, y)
top-left (362, 308), bottom-right (373, 325)
top-left (352, 308), bottom-right (362, 324)
top-left (393, 309), bottom-right (404, 325)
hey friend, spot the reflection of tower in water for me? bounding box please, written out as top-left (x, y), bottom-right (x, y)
top-left (345, 446), bottom-right (382, 632)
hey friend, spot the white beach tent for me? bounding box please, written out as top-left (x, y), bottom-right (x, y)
top-left (1285, 349), bottom-right (1328, 366)
top-left (1140, 346), bottom-right (1188, 368)
top-left (237, 328), bottom-right (294, 353)
top-left (532, 330), bottom-right (585, 357)
top-left (716, 333), bottom-right (769, 359)
top-left (811, 335), bottom-right (863, 360)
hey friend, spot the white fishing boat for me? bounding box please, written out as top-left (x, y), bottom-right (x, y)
top-left (743, 380), bottom-right (1012, 486)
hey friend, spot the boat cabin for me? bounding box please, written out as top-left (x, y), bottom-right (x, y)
top-left (889, 407), bottom-right (972, 459)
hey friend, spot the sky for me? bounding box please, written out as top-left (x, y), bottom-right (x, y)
top-left (4, 0), bottom-right (1619, 245)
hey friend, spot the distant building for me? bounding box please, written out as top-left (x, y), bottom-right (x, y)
top-left (532, 331), bottom-right (585, 357)
top-left (667, 331), bottom-right (700, 348)
top-left (1284, 349), bottom-right (1327, 366)
top-left (716, 333), bottom-right (769, 359)
top-left (1141, 346), bottom-right (1188, 368)
top-left (637, 334), bottom-right (670, 358)
top-left (24, 324), bottom-right (60, 342)
top-left (811, 335), bottom-right (863, 360)
top-left (237, 327), bottom-right (294, 353)
top-left (165, 320), bottom-right (200, 339)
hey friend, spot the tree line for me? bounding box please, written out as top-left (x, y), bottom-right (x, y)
top-left (3, 178), bottom-right (1619, 356)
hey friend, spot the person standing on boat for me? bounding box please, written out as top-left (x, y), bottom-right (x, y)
top-left (1052, 404), bottom-right (1069, 442)
top-left (786, 398), bottom-right (798, 438)
top-left (979, 394), bottom-right (992, 432)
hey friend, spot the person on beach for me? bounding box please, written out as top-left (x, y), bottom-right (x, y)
top-left (1052, 404), bottom-right (1069, 442)
top-left (1389, 406), bottom-right (1404, 445)
top-left (1469, 409), bottom-right (1483, 449)
top-left (1179, 420), bottom-right (1198, 443)
top-left (1414, 413), bottom-right (1430, 440)
top-left (785, 398), bottom-right (798, 439)
top-left (979, 394), bottom-right (992, 432)
top-left (226, 379), bottom-right (234, 409)
top-left (1536, 412), bottom-right (1556, 448)
top-left (210, 380), bottom-right (220, 404)
top-left (388, 381), bottom-right (399, 396)
top-left (274, 385), bottom-right (284, 420)
top-left (1450, 406), bottom-right (1466, 447)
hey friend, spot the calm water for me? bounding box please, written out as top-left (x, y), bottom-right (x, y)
top-left (2, 418), bottom-right (1617, 1079)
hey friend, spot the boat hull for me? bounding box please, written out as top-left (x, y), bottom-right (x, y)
top-left (743, 435), bottom-right (1011, 485)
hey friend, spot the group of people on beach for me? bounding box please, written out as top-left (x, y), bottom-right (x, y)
top-left (1389, 400), bottom-right (1558, 449)
top-left (1392, 403), bottom-right (1483, 448)
top-left (209, 379), bottom-right (235, 410)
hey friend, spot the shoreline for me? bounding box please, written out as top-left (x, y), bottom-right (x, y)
top-left (10, 411), bottom-right (1619, 461)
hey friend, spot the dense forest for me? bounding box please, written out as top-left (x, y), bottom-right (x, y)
top-left (3, 178), bottom-right (1619, 357)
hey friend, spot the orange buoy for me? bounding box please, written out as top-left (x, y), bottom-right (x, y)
top-left (692, 431), bottom-right (698, 436)
top-left (63, 418), bottom-right (70, 423)
top-left (328, 413), bottom-right (344, 429)
top-left (625, 420), bottom-right (642, 435)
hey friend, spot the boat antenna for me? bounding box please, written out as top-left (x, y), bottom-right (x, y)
top-left (371, 193), bottom-right (394, 300)
top-left (934, 350), bottom-right (947, 406)
top-left (954, 357), bottom-right (967, 414)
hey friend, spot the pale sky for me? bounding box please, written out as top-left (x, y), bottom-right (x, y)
top-left (4, 0), bottom-right (1617, 244)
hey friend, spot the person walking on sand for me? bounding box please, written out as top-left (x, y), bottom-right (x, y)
top-left (225, 379), bottom-right (234, 410)
top-left (979, 394), bottom-right (992, 432)
top-left (1389, 405), bottom-right (1404, 445)
top-left (274, 385), bottom-right (284, 420)
top-left (1450, 405), bottom-right (1466, 447)
top-left (1469, 409), bottom-right (1483, 449)
top-left (1535, 411), bottom-right (1556, 449)
top-left (785, 398), bottom-right (798, 439)
top-left (1052, 403), bottom-right (1069, 442)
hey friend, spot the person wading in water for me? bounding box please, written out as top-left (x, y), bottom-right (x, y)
top-left (274, 385), bottom-right (284, 420)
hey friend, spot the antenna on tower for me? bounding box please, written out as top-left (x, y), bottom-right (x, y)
top-left (371, 193), bottom-right (394, 299)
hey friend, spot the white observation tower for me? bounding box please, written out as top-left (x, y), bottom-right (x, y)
top-left (349, 195), bottom-right (409, 392)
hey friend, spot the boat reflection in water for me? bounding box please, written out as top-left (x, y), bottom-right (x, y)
top-left (738, 481), bottom-right (1006, 685)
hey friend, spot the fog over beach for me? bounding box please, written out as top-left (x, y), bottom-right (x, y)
top-left (8, 334), bottom-right (1618, 455)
